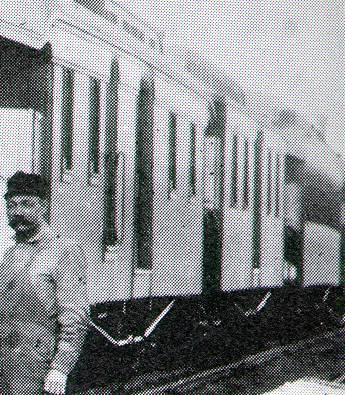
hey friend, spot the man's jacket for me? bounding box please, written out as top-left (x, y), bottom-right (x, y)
top-left (0, 224), bottom-right (89, 376)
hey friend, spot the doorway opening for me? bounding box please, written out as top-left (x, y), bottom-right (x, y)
top-left (0, 37), bottom-right (52, 256)
top-left (0, 37), bottom-right (52, 181)
top-left (202, 100), bottom-right (226, 295)
top-left (283, 155), bottom-right (305, 285)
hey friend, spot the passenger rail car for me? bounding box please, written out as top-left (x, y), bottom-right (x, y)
top-left (0, 0), bottom-right (343, 391)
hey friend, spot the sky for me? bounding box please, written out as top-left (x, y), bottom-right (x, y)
top-left (117, 0), bottom-right (344, 154)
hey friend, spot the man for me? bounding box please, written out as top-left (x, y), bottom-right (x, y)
top-left (0, 171), bottom-right (89, 394)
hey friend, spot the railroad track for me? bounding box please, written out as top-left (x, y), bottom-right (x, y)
top-left (127, 328), bottom-right (345, 395)
top-left (73, 327), bottom-right (345, 394)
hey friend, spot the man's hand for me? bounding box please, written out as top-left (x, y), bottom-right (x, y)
top-left (44, 369), bottom-right (68, 395)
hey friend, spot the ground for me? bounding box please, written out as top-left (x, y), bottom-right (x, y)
top-left (75, 329), bottom-right (345, 395)
top-left (166, 330), bottom-right (345, 395)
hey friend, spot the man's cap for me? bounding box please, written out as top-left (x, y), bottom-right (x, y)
top-left (4, 171), bottom-right (49, 200)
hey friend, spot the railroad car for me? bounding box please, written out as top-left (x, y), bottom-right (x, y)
top-left (0, 1), bottom-right (343, 391)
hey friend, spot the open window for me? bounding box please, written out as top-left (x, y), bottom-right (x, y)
top-left (266, 150), bottom-right (273, 215)
top-left (61, 68), bottom-right (75, 181)
top-left (104, 152), bottom-right (125, 248)
top-left (134, 78), bottom-right (154, 269)
top-left (88, 77), bottom-right (101, 185)
top-left (114, 152), bottom-right (125, 242)
top-left (243, 139), bottom-right (249, 209)
top-left (168, 112), bottom-right (177, 195)
top-left (275, 154), bottom-right (281, 217)
top-left (230, 134), bottom-right (238, 207)
top-left (189, 123), bottom-right (197, 196)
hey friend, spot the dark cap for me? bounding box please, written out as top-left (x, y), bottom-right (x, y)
top-left (4, 171), bottom-right (49, 200)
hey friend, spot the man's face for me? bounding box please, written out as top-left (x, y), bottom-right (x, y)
top-left (6, 195), bottom-right (48, 240)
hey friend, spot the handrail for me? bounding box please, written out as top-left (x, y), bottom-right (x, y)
top-left (84, 300), bottom-right (175, 347)
top-left (234, 291), bottom-right (272, 317)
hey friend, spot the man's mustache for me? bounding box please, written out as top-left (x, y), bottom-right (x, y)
top-left (9, 216), bottom-right (34, 229)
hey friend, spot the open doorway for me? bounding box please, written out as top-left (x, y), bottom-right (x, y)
top-left (0, 37), bottom-right (52, 256)
top-left (202, 101), bottom-right (226, 295)
top-left (283, 155), bottom-right (304, 284)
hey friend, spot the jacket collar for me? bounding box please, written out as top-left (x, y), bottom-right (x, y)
top-left (15, 223), bottom-right (56, 245)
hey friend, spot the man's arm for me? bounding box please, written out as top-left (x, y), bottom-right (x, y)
top-left (50, 242), bottom-right (89, 375)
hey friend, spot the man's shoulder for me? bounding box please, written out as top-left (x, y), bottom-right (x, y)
top-left (54, 235), bottom-right (86, 261)
top-left (55, 235), bottom-right (83, 252)
top-left (55, 235), bottom-right (79, 248)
